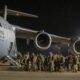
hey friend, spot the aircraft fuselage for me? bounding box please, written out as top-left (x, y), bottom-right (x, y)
top-left (0, 17), bottom-right (16, 59)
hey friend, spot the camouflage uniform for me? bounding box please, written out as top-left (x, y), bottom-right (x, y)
top-left (54, 54), bottom-right (58, 72)
top-left (42, 54), bottom-right (45, 71)
top-left (19, 55), bottom-right (26, 71)
top-left (36, 54), bottom-right (42, 71)
top-left (78, 55), bottom-right (80, 71)
top-left (59, 54), bottom-right (65, 72)
top-left (67, 55), bottom-right (73, 71)
top-left (54, 54), bottom-right (61, 72)
top-left (25, 54), bottom-right (30, 71)
top-left (48, 52), bottom-right (54, 72)
top-left (27, 54), bottom-right (32, 71)
top-left (32, 54), bottom-right (37, 71)
top-left (65, 56), bottom-right (69, 71)
top-left (72, 55), bottom-right (78, 72)
top-left (16, 53), bottom-right (22, 65)
top-left (44, 56), bottom-right (48, 71)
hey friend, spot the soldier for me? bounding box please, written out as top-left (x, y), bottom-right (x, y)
top-left (44, 56), bottom-right (48, 71)
top-left (54, 53), bottom-right (61, 72)
top-left (19, 54), bottom-right (26, 71)
top-left (56, 54), bottom-right (61, 72)
top-left (41, 54), bottom-right (45, 71)
top-left (64, 56), bottom-right (68, 71)
top-left (76, 55), bottom-right (79, 71)
top-left (78, 55), bottom-right (80, 71)
top-left (27, 56), bottom-right (32, 71)
top-left (23, 53), bottom-right (30, 71)
top-left (72, 55), bottom-right (78, 72)
top-left (52, 54), bottom-right (55, 72)
top-left (36, 53), bottom-right (42, 71)
top-left (32, 53), bottom-right (37, 71)
top-left (16, 52), bottom-right (22, 64)
top-left (54, 53), bottom-right (58, 72)
top-left (47, 52), bottom-right (54, 72)
top-left (59, 54), bottom-right (65, 72)
top-left (67, 54), bottom-right (73, 71)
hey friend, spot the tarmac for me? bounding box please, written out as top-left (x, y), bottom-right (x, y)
top-left (0, 71), bottom-right (80, 80)
top-left (0, 63), bottom-right (80, 80)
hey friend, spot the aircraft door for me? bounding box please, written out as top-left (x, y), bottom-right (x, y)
top-left (8, 42), bottom-right (13, 55)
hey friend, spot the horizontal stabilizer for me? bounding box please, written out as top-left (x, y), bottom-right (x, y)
top-left (0, 5), bottom-right (39, 20)
top-left (7, 9), bottom-right (38, 18)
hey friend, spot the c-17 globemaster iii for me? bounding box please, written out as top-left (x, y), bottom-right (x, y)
top-left (0, 5), bottom-right (80, 67)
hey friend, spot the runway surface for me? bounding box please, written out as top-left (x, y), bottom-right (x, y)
top-left (0, 71), bottom-right (80, 80)
top-left (0, 64), bottom-right (80, 80)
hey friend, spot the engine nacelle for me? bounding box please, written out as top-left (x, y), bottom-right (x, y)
top-left (73, 39), bottom-right (80, 54)
top-left (69, 38), bottom-right (80, 55)
top-left (35, 31), bottom-right (52, 50)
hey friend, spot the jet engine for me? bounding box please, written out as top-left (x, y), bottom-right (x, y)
top-left (69, 38), bottom-right (80, 54)
top-left (35, 31), bottom-right (52, 50)
top-left (73, 39), bottom-right (80, 54)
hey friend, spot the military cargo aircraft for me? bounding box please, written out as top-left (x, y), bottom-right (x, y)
top-left (0, 5), bottom-right (79, 67)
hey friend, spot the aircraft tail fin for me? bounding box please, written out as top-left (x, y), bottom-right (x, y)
top-left (0, 5), bottom-right (39, 20)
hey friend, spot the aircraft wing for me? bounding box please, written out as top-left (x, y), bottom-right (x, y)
top-left (16, 26), bottom-right (38, 40)
top-left (15, 26), bottom-right (71, 44)
top-left (50, 34), bottom-right (71, 44)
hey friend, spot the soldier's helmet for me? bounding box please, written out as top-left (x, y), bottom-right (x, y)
top-left (49, 52), bottom-right (53, 57)
top-left (26, 52), bottom-right (29, 55)
top-left (32, 52), bottom-right (35, 56)
top-left (25, 54), bottom-right (27, 58)
top-left (40, 53), bottom-right (43, 57)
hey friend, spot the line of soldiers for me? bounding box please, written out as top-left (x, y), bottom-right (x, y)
top-left (17, 52), bottom-right (80, 72)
